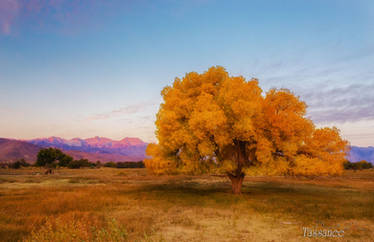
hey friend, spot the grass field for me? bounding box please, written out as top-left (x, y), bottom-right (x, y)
top-left (0, 168), bottom-right (373, 241)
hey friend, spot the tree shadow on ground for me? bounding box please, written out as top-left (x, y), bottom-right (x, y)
top-left (119, 179), bottom-right (374, 222)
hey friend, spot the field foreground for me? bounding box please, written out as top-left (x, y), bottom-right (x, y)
top-left (0, 168), bottom-right (373, 241)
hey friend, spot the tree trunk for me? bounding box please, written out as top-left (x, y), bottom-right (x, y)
top-left (228, 173), bottom-right (245, 194)
top-left (227, 140), bottom-right (248, 194)
top-left (44, 168), bottom-right (53, 175)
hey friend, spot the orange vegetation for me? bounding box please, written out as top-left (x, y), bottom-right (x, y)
top-left (145, 66), bottom-right (348, 193)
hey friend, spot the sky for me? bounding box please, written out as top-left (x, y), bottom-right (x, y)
top-left (0, 0), bottom-right (373, 146)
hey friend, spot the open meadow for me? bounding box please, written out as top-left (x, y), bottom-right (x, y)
top-left (0, 168), bottom-right (373, 242)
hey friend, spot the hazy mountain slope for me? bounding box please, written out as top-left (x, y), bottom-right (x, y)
top-left (4, 136), bottom-right (372, 164)
top-left (349, 146), bottom-right (374, 163)
top-left (63, 150), bottom-right (143, 162)
top-left (0, 138), bottom-right (41, 162)
top-left (0, 137), bottom-right (147, 162)
top-left (28, 136), bottom-right (148, 158)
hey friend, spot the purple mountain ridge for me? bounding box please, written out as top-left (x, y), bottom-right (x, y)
top-left (348, 146), bottom-right (374, 164)
top-left (23, 138), bottom-right (374, 164)
top-left (27, 136), bottom-right (148, 159)
top-left (1, 136), bottom-right (373, 164)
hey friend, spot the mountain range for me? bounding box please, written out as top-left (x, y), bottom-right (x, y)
top-left (0, 136), bottom-right (373, 164)
top-left (0, 138), bottom-right (41, 162)
top-left (28, 136), bottom-right (147, 157)
top-left (0, 137), bottom-right (148, 163)
top-left (348, 146), bottom-right (374, 163)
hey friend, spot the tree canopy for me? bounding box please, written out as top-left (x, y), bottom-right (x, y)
top-left (145, 66), bottom-right (349, 194)
top-left (36, 148), bottom-right (73, 167)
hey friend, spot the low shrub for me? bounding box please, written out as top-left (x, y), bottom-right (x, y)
top-left (25, 216), bottom-right (127, 242)
top-left (344, 160), bottom-right (373, 170)
top-left (2, 159), bottom-right (30, 169)
top-left (104, 161), bottom-right (144, 168)
top-left (67, 159), bottom-right (94, 169)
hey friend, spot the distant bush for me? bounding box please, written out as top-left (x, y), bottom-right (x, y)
top-left (58, 154), bottom-right (74, 167)
top-left (104, 161), bottom-right (144, 168)
top-left (67, 159), bottom-right (93, 169)
top-left (95, 160), bottom-right (102, 167)
top-left (116, 161), bottom-right (145, 168)
top-left (7, 159), bottom-right (30, 169)
top-left (104, 162), bottom-right (117, 168)
top-left (344, 160), bottom-right (373, 170)
top-left (30, 157), bottom-right (146, 169)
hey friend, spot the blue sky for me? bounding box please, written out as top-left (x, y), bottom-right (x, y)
top-left (0, 0), bottom-right (373, 146)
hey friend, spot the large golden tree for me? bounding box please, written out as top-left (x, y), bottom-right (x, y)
top-left (145, 66), bottom-right (348, 194)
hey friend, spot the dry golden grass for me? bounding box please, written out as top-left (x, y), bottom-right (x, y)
top-left (0, 168), bottom-right (373, 241)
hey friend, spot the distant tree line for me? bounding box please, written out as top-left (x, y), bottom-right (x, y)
top-left (103, 161), bottom-right (145, 168)
top-left (0, 148), bottom-right (144, 169)
top-left (3, 148), bottom-right (371, 171)
top-left (344, 160), bottom-right (373, 170)
top-left (0, 159), bottom-right (30, 169)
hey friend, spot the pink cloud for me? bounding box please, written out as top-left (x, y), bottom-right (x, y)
top-left (0, 0), bottom-right (133, 35)
top-left (0, 0), bottom-right (20, 34)
top-left (89, 101), bottom-right (158, 121)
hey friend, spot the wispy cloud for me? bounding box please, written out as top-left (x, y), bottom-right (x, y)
top-left (301, 83), bottom-right (374, 123)
top-left (0, 0), bottom-right (20, 34)
top-left (0, 0), bottom-right (134, 35)
top-left (89, 101), bottom-right (159, 121)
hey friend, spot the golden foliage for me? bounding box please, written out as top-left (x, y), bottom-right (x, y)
top-left (145, 66), bottom-right (349, 177)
